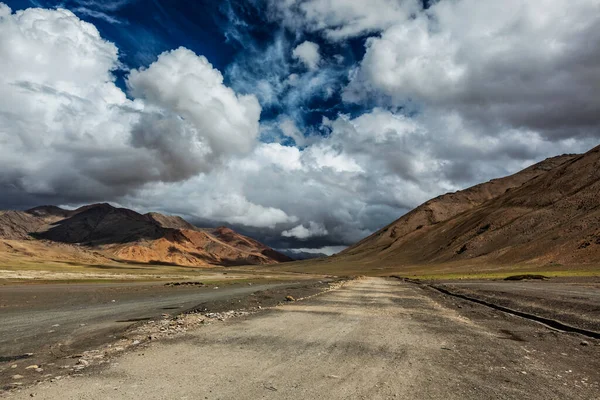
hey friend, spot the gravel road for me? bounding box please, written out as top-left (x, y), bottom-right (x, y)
top-left (6, 277), bottom-right (599, 399)
top-left (0, 281), bottom-right (306, 361)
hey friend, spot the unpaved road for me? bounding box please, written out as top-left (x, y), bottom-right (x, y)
top-left (5, 277), bottom-right (600, 399)
top-left (0, 280), bottom-right (311, 360)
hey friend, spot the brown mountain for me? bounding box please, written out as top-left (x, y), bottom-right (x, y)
top-left (0, 203), bottom-right (292, 267)
top-left (333, 145), bottom-right (600, 271)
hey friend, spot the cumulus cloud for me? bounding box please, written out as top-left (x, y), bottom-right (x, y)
top-left (2, 1), bottom-right (599, 255)
top-left (128, 48), bottom-right (260, 157)
top-left (292, 41), bottom-right (321, 70)
top-left (0, 5), bottom-right (260, 207)
top-left (282, 221), bottom-right (328, 239)
top-left (345, 0), bottom-right (600, 139)
top-left (126, 107), bottom-right (595, 251)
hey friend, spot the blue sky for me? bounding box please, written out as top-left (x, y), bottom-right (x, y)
top-left (11, 0), bottom-right (375, 141)
top-left (1, 0), bottom-right (599, 254)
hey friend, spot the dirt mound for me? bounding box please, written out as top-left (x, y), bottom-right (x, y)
top-left (335, 145), bottom-right (600, 269)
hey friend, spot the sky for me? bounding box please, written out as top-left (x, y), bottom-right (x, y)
top-left (1, 0), bottom-right (599, 256)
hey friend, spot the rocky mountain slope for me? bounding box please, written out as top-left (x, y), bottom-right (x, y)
top-left (0, 203), bottom-right (292, 267)
top-left (335, 146), bottom-right (600, 269)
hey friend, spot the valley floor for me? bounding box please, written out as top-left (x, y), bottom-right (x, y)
top-left (4, 277), bottom-right (599, 399)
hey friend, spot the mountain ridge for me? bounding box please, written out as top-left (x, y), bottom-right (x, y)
top-left (0, 203), bottom-right (292, 267)
top-left (331, 147), bottom-right (600, 271)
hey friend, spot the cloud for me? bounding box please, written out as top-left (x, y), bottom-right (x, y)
top-left (225, 31), bottom-right (346, 146)
top-left (279, 118), bottom-right (306, 146)
top-left (285, 246), bottom-right (346, 256)
top-left (292, 41), bottom-right (321, 70)
top-left (282, 221), bottom-right (328, 239)
top-left (126, 107), bottom-right (595, 251)
top-left (0, 5), bottom-right (260, 206)
top-left (72, 7), bottom-right (124, 24)
top-left (128, 47), bottom-right (261, 158)
top-left (266, 0), bottom-right (421, 40)
top-left (345, 0), bottom-right (600, 140)
top-left (71, 0), bottom-right (134, 12)
top-left (2, 1), bottom-right (599, 255)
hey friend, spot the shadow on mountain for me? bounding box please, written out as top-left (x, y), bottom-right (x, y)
top-left (32, 203), bottom-right (167, 245)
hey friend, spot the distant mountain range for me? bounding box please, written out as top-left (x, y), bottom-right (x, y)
top-left (4, 145), bottom-right (600, 273)
top-left (0, 203), bottom-right (292, 267)
top-left (331, 144), bottom-right (600, 270)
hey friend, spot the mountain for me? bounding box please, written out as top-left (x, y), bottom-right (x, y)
top-left (333, 146), bottom-right (600, 270)
top-left (146, 212), bottom-right (198, 231)
top-left (0, 204), bottom-right (292, 267)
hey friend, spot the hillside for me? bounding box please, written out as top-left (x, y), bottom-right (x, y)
top-left (322, 146), bottom-right (600, 274)
top-left (0, 204), bottom-right (292, 267)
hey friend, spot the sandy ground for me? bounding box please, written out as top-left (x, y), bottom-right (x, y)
top-left (436, 279), bottom-right (600, 332)
top-left (4, 277), bottom-right (599, 400)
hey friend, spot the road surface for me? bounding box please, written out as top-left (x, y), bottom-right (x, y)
top-left (0, 280), bottom-right (307, 360)
top-left (6, 277), bottom-right (599, 399)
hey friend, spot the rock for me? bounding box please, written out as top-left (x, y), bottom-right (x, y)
top-left (11, 364), bottom-right (18, 369)
top-left (132, 340), bottom-right (140, 345)
top-left (77, 359), bottom-right (89, 366)
top-left (580, 340), bottom-right (589, 346)
top-left (285, 295), bottom-right (296, 302)
top-left (35, 368), bottom-right (43, 373)
top-left (12, 375), bottom-right (24, 380)
top-left (25, 365), bottom-right (39, 370)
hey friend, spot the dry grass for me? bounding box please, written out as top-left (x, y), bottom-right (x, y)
top-left (260, 257), bottom-right (600, 280)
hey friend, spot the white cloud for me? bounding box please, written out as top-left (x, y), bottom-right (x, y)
top-left (345, 0), bottom-right (600, 139)
top-left (286, 246), bottom-right (346, 256)
top-left (2, 1), bottom-right (599, 255)
top-left (292, 41), bottom-right (321, 70)
top-left (128, 47), bottom-right (260, 157)
top-left (0, 5), bottom-right (260, 205)
top-left (279, 118), bottom-right (306, 146)
top-left (267, 0), bottom-right (421, 40)
top-left (127, 106), bottom-right (595, 249)
top-left (282, 221), bottom-right (328, 239)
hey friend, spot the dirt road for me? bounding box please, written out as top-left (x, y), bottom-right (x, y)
top-left (0, 280), bottom-right (313, 363)
top-left (5, 278), bottom-right (600, 399)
